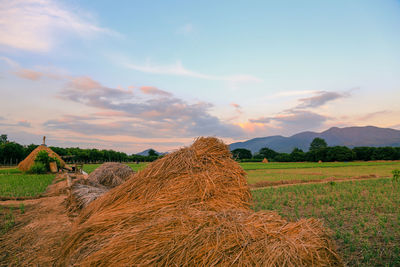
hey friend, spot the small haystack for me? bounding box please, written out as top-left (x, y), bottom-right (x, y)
top-left (318, 160), bottom-right (323, 163)
top-left (58, 137), bottom-right (342, 266)
top-left (262, 157), bottom-right (269, 163)
top-left (18, 145), bottom-right (66, 172)
top-left (68, 162), bottom-right (135, 211)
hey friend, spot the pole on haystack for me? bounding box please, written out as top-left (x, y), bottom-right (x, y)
top-left (42, 136), bottom-right (46, 147)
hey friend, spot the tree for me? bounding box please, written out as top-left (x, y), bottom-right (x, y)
top-left (257, 147), bottom-right (278, 160)
top-left (0, 134), bottom-right (8, 144)
top-left (148, 149), bottom-right (158, 157)
top-left (290, 148), bottom-right (305, 162)
top-left (309, 138), bottom-right (328, 152)
top-left (231, 148), bottom-right (252, 160)
top-left (325, 146), bottom-right (354, 161)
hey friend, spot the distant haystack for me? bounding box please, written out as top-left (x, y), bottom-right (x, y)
top-left (18, 145), bottom-right (66, 172)
top-left (262, 158), bottom-right (269, 163)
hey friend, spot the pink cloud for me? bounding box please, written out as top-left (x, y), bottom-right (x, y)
top-left (93, 110), bottom-right (129, 117)
top-left (70, 76), bottom-right (102, 90)
top-left (140, 86), bottom-right (172, 97)
top-left (15, 69), bottom-right (43, 80)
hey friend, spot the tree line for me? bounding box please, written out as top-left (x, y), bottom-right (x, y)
top-left (0, 134), bottom-right (160, 165)
top-left (232, 137), bottom-right (400, 162)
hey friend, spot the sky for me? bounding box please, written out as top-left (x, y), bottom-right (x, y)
top-left (0, 0), bottom-right (400, 153)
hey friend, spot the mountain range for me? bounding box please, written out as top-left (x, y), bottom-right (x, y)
top-left (229, 126), bottom-right (400, 154)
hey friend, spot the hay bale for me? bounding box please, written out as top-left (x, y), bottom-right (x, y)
top-left (87, 162), bottom-right (134, 188)
top-left (18, 145), bottom-right (66, 172)
top-left (58, 137), bottom-right (342, 266)
top-left (67, 162), bottom-right (135, 212)
top-left (68, 180), bottom-right (109, 211)
top-left (59, 209), bottom-right (342, 266)
top-left (262, 158), bottom-right (269, 163)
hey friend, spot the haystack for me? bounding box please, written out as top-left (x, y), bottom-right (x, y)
top-left (262, 157), bottom-right (269, 163)
top-left (58, 137), bottom-right (342, 266)
top-left (68, 162), bottom-right (135, 211)
top-left (18, 145), bottom-right (66, 172)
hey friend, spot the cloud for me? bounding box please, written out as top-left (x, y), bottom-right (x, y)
top-left (15, 69), bottom-right (43, 80)
top-left (58, 77), bottom-right (245, 138)
top-left (358, 110), bottom-right (390, 120)
top-left (0, 119), bottom-right (32, 128)
top-left (248, 110), bottom-right (329, 135)
top-left (140, 86), bottom-right (172, 97)
top-left (124, 60), bottom-right (262, 84)
top-left (296, 91), bottom-right (349, 108)
top-left (0, 56), bottom-right (19, 68)
top-left (0, 0), bottom-right (116, 52)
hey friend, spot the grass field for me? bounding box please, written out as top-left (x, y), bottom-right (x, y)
top-left (0, 172), bottom-right (55, 198)
top-left (245, 161), bottom-right (400, 185)
top-left (252, 178), bottom-right (400, 266)
top-left (1, 161), bottom-right (399, 265)
top-left (83, 162), bottom-right (148, 174)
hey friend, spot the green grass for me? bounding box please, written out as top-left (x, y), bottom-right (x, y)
top-left (251, 178), bottom-right (400, 266)
top-left (0, 168), bottom-right (22, 174)
top-left (83, 162), bottom-right (148, 174)
top-left (245, 161), bottom-right (400, 185)
top-left (0, 173), bottom-right (55, 197)
top-left (240, 161), bottom-right (400, 171)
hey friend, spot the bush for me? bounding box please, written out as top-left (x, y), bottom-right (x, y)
top-left (392, 169), bottom-right (400, 183)
top-left (28, 162), bottom-right (47, 174)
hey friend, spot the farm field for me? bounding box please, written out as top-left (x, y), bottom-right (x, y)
top-left (252, 178), bottom-right (400, 266)
top-left (0, 168), bottom-right (55, 198)
top-left (1, 161), bottom-right (399, 266)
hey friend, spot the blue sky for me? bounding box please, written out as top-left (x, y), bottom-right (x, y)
top-left (0, 0), bottom-right (399, 153)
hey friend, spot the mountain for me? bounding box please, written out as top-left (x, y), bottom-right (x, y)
top-left (136, 148), bottom-right (163, 156)
top-left (230, 126), bottom-right (400, 154)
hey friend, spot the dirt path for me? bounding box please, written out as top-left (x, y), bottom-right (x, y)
top-left (250, 175), bottom-right (388, 191)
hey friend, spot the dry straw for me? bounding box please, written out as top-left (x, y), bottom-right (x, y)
top-left (58, 137), bottom-right (343, 266)
top-left (67, 162), bottom-right (135, 211)
top-left (18, 145), bottom-right (66, 172)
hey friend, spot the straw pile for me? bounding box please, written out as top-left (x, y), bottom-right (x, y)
top-left (58, 137), bottom-right (342, 266)
top-left (68, 162), bottom-right (135, 211)
top-left (18, 145), bottom-right (66, 172)
top-left (262, 157), bottom-right (269, 163)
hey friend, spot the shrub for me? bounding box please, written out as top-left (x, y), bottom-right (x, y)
top-left (392, 169), bottom-right (400, 183)
top-left (28, 162), bottom-right (47, 174)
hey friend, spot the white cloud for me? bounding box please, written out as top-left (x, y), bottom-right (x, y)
top-left (124, 59), bottom-right (263, 84)
top-left (0, 0), bottom-right (117, 52)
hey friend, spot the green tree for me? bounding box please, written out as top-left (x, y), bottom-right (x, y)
top-left (231, 148), bottom-right (252, 160)
top-left (0, 134), bottom-right (8, 144)
top-left (309, 137), bottom-right (328, 152)
top-left (325, 146), bottom-right (354, 161)
top-left (257, 147), bottom-right (278, 160)
top-left (290, 148), bottom-right (305, 162)
top-left (148, 149), bottom-right (158, 157)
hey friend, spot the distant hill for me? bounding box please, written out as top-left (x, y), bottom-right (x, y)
top-left (136, 148), bottom-right (163, 156)
top-left (230, 126), bottom-right (400, 153)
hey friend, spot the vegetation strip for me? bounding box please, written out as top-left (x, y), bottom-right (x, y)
top-left (250, 174), bottom-right (385, 189)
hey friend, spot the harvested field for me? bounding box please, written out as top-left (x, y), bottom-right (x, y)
top-left (58, 137), bottom-right (342, 266)
top-left (0, 176), bottom-right (73, 266)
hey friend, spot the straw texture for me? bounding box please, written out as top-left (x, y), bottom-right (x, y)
top-left (58, 137), bottom-right (342, 266)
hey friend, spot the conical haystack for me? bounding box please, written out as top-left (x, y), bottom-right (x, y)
top-left (58, 137), bottom-right (342, 266)
top-left (262, 157), bottom-right (269, 163)
top-left (18, 145), bottom-right (66, 172)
